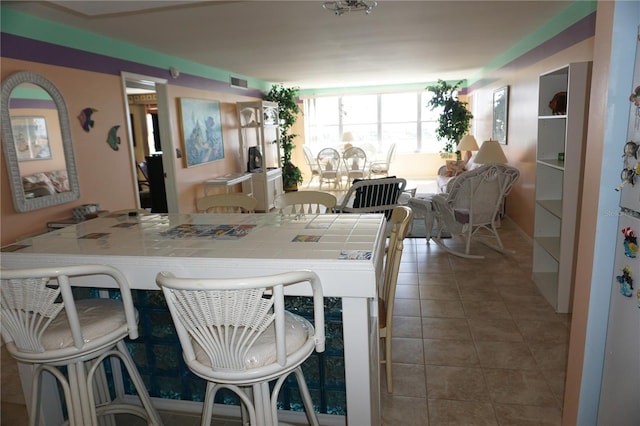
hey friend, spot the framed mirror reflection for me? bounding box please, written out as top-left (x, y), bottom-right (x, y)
top-left (1, 71), bottom-right (80, 212)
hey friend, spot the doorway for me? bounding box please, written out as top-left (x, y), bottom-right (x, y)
top-left (121, 73), bottom-right (177, 212)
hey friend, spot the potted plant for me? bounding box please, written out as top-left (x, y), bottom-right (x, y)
top-left (264, 84), bottom-right (304, 191)
top-left (426, 79), bottom-right (473, 158)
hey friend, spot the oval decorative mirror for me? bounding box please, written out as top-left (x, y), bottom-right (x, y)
top-left (1, 71), bottom-right (80, 212)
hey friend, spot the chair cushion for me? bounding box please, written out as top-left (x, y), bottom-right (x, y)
top-left (41, 299), bottom-right (129, 350)
top-left (193, 311), bottom-right (313, 370)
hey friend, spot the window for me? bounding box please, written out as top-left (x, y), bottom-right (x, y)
top-left (303, 91), bottom-right (444, 154)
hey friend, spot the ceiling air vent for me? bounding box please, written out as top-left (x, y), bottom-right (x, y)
top-left (230, 76), bottom-right (248, 89)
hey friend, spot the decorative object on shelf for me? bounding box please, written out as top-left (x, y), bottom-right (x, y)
top-left (425, 79), bottom-right (473, 156)
top-left (323, 0), bottom-right (377, 15)
top-left (178, 98), bottom-right (224, 167)
top-left (264, 84), bottom-right (304, 191)
top-left (11, 116), bottom-right (51, 161)
top-left (548, 91), bottom-right (567, 115)
top-left (474, 139), bottom-right (507, 164)
top-left (493, 85), bottom-right (509, 144)
top-left (106, 125), bottom-right (120, 151)
top-left (456, 134), bottom-right (479, 162)
top-left (78, 107), bottom-right (97, 132)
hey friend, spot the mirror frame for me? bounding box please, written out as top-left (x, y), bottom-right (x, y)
top-left (1, 71), bottom-right (80, 212)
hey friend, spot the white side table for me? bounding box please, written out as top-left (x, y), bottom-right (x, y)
top-left (408, 194), bottom-right (436, 243)
top-left (203, 173), bottom-right (253, 196)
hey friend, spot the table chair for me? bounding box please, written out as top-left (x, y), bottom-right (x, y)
top-left (316, 147), bottom-right (342, 190)
top-left (156, 270), bottom-right (326, 426)
top-left (335, 176), bottom-right (407, 220)
top-left (196, 193), bottom-right (258, 213)
top-left (369, 143), bottom-right (396, 178)
top-left (342, 146), bottom-right (368, 183)
top-left (302, 146), bottom-right (321, 187)
top-left (274, 190), bottom-right (337, 216)
top-left (379, 206), bottom-right (413, 393)
top-left (0, 265), bottom-right (163, 426)
top-left (431, 164), bottom-right (520, 258)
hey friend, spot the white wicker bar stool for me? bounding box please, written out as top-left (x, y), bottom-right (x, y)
top-left (156, 270), bottom-right (326, 426)
top-left (0, 265), bottom-right (163, 426)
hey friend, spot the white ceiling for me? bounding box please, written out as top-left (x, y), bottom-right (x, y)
top-left (3, 1), bottom-right (573, 90)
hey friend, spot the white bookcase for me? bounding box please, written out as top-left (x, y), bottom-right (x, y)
top-left (237, 101), bottom-right (283, 212)
top-left (532, 62), bottom-right (592, 313)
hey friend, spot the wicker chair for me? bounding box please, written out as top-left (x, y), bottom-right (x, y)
top-left (302, 146), bottom-right (321, 187)
top-left (316, 147), bottom-right (342, 190)
top-left (431, 164), bottom-right (520, 258)
top-left (379, 206), bottom-right (413, 393)
top-left (156, 270), bottom-right (325, 426)
top-left (0, 265), bottom-right (163, 426)
top-left (369, 143), bottom-right (396, 178)
top-left (342, 146), bottom-right (368, 183)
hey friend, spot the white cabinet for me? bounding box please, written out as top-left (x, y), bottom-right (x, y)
top-left (532, 62), bottom-right (592, 313)
top-left (237, 101), bottom-right (283, 212)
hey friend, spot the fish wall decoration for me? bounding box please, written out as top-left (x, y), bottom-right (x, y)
top-left (78, 107), bottom-right (97, 132)
top-left (107, 125), bottom-right (121, 151)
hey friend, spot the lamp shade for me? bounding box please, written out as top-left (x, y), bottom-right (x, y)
top-left (474, 140), bottom-right (507, 164)
top-left (457, 134), bottom-right (479, 152)
top-left (342, 132), bottom-right (354, 142)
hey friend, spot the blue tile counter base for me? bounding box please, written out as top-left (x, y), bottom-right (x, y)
top-left (84, 288), bottom-right (347, 416)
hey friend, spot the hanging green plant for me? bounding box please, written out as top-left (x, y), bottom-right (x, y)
top-left (426, 79), bottom-right (473, 156)
top-left (264, 84), bottom-right (304, 190)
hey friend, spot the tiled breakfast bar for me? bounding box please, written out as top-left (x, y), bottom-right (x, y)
top-left (1, 212), bottom-right (386, 426)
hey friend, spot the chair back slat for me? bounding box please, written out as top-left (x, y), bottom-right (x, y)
top-left (196, 193), bottom-right (258, 213)
top-left (274, 191), bottom-right (337, 216)
top-left (336, 177), bottom-right (407, 220)
top-left (156, 270), bottom-right (325, 378)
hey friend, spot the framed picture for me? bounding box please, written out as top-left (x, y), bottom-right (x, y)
top-left (11, 116), bottom-right (51, 161)
top-left (178, 98), bottom-right (224, 167)
top-left (492, 85), bottom-right (509, 144)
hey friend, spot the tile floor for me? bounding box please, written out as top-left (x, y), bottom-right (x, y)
top-left (1, 179), bottom-right (570, 425)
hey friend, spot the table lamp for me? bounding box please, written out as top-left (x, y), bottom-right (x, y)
top-left (457, 134), bottom-right (479, 163)
top-left (342, 131), bottom-right (354, 151)
top-left (474, 139), bottom-right (507, 164)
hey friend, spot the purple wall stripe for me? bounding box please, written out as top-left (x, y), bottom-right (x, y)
top-left (1, 33), bottom-right (264, 98)
top-left (468, 12), bottom-right (596, 92)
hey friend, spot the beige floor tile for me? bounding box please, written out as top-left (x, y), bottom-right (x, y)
top-left (474, 341), bottom-right (538, 369)
top-left (428, 399), bottom-right (498, 426)
top-left (468, 318), bottom-right (524, 342)
top-left (483, 369), bottom-right (557, 406)
top-left (421, 299), bottom-right (466, 318)
top-left (426, 365), bottom-right (490, 401)
top-left (493, 403), bottom-right (562, 426)
top-left (457, 284), bottom-right (502, 301)
top-left (386, 364), bottom-right (427, 398)
top-left (395, 284), bottom-right (421, 299)
top-left (418, 272), bottom-right (457, 286)
top-left (392, 316), bottom-right (424, 338)
top-left (422, 317), bottom-right (472, 340)
top-left (381, 395), bottom-right (429, 426)
top-left (419, 284), bottom-right (460, 300)
top-left (515, 319), bottom-right (570, 344)
top-left (393, 298), bottom-right (422, 317)
top-left (391, 337), bottom-right (425, 364)
top-left (542, 369), bottom-right (567, 403)
top-left (424, 339), bottom-right (479, 367)
top-left (461, 299), bottom-right (511, 319)
top-left (527, 342), bottom-right (569, 370)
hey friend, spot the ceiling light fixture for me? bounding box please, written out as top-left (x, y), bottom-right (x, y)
top-left (323, 1), bottom-right (377, 16)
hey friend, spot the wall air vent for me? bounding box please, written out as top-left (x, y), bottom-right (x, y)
top-left (230, 76), bottom-right (248, 89)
